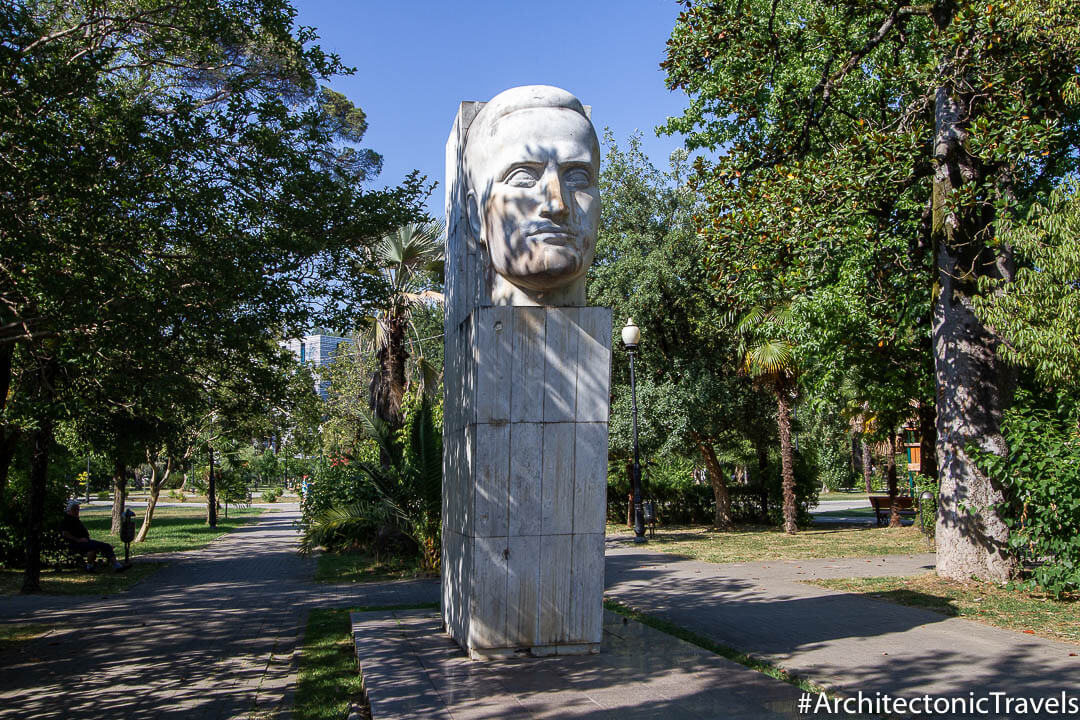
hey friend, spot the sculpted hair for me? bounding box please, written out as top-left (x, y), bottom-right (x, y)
top-left (463, 85), bottom-right (596, 206)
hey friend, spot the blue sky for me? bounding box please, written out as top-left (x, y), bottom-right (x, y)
top-left (293, 1), bottom-right (691, 218)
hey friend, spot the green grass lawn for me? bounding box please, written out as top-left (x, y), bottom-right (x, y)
top-left (78, 505), bottom-right (263, 557)
top-left (817, 491), bottom-right (872, 501)
top-left (608, 523), bottom-right (930, 563)
top-left (0, 563), bottom-right (163, 596)
top-left (808, 574), bottom-right (1080, 646)
top-left (2, 506), bottom-right (263, 596)
top-left (295, 603), bottom-right (438, 720)
top-left (314, 551), bottom-right (433, 584)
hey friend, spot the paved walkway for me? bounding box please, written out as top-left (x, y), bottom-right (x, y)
top-left (0, 508), bottom-right (437, 720)
top-left (5, 512), bottom-right (1078, 718)
top-left (604, 541), bottom-right (1079, 699)
top-left (352, 609), bottom-right (827, 719)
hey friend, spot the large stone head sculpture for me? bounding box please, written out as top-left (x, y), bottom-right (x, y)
top-left (463, 85), bottom-right (600, 306)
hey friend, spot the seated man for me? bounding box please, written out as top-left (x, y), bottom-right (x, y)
top-left (60, 500), bottom-right (129, 573)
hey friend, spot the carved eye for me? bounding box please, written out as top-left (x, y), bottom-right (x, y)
top-left (503, 167), bottom-right (538, 187)
top-left (563, 168), bottom-right (592, 189)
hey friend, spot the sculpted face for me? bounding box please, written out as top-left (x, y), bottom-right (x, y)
top-left (467, 107), bottom-right (600, 293)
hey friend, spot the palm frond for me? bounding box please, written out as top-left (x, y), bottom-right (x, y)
top-left (375, 221), bottom-right (446, 268)
top-left (415, 356), bottom-right (441, 400)
top-left (354, 404), bottom-right (400, 467)
top-left (743, 338), bottom-right (796, 377)
top-left (736, 305), bottom-right (768, 334)
top-left (298, 501), bottom-right (390, 556)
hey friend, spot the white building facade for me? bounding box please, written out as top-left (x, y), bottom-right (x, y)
top-left (282, 334), bottom-right (352, 398)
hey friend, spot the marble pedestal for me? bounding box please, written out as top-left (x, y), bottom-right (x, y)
top-left (442, 306), bottom-right (611, 659)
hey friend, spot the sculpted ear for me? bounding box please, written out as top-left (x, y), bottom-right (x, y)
top-left (466, 190), bottom-right (482, 244)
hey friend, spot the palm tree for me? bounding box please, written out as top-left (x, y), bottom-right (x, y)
top-left (299, 394), bottom-right (442, 570)
top-left (737, 305), bottom-right (800, 535)
top-left (367, 221), bottom-right (444, 429)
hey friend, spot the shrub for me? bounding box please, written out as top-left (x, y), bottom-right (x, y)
top-left (606, 448), bottom-right (819, 529)
top-left (168, 489), bottom-right (186, 502)
top-left (606, 456), bottom-right (713, 525)
top-left (261, 487), bottom-right (282, 503)
top-left (972, 390), bottom-right (1080, 597)
top-left (912, 474), bottom-right (938, 537)
top-left (301, 394), bottom-right (442, 570)
top-left (298, 458), bottom-right (383, 552)
top-left (0, 472), bottom-right (70, 569)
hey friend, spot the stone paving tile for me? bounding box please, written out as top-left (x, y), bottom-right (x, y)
top-left (604, 542), bottom-right (1080, 704)
top-left (0, 509), bottom-right (438, 720)
top-left (352, 609), bottom-right (826, 719)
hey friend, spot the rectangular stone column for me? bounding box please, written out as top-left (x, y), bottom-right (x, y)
top-left (442, 306), bottom-right (610, 658)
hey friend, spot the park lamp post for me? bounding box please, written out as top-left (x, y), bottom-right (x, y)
top-left (622, 319), bottom-right (647, 544)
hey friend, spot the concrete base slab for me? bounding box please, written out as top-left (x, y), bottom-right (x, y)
top-left (352, 609), bottom-right (863, 719)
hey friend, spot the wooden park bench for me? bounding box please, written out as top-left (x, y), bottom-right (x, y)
top-left (868, 495), bottom-right (916, 527)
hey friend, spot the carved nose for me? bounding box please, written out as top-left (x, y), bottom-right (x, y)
top-left (539, 175), bottom-right (569, 219)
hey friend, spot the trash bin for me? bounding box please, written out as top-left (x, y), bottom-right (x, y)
top-left (119, 509), bottom-right (136, 563)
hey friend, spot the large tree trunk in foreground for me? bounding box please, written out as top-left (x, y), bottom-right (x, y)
top-left (694, 433), bottom-right (732, 531)
top-left (932, 86), bottom-right (1017, 583)
top-left (21, 415), bottom-right (54, 594)
top-left (775, 382), bottom-right (797, 535)
top-left (886, 433), bottom-right (901, 528)
top-left (110, 461), bottom-right (127, 535)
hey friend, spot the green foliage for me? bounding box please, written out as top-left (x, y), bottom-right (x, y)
top-left (299, 452), bottom-right (380, 525)
top-left (367, 221), bottom-right (446, 429)
top-left (0, 468), bottom-right (69, 568)
top-left (607, 456), bottom-right (714, 525)
top-left (260, 487), bottom-right (282, 504)
top-left (302, 392), bottom-right (442, 570)
top-left (606, 449), bottom-right (819, 528)
top-left (588, 133), bottom-right (777, 516)
top-left (662, 0), bottom-right (1080, 561)
top-left (802, 406), bottom-right (859, 492)
top-left (1, 0), bottom-right (427, 585)
top-left (972, 392), bottom-right (1080, 596)
top-left (298, 500), bottom-right (392, 556)
top-left (360, 393), bottom-right (443, 570)
top-left (913, 474), bottom-right (939, 537)
top-left (975, 183), bottom-right (1080, 391)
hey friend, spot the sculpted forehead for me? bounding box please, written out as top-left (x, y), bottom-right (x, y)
top-left (467, 107), bottom-right (599, 187)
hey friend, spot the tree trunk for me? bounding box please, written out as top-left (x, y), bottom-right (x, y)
top-left (110, 461), bottom-right (127, 535)
top-left (0, 430), bottom-right (18, 501)
top-left (370, 313), bottom-right (410, 431)
top-left (21, 415), bottom-right (54, 594)
top-left (931, 84), bottom-right (1017, 583)
top-left (694, 433), bottom-right (732, 530)
top-left (207, 447), bottom-right (217, 528)
top-left (135, 456), bottom-right (171, 543)
top-left (859, 440), bottom-right (873, 494)
top-left (887, 433), bottom-right (901, 528)
top-left (918, 400), bottom-right (938, 481)
top-left (775, 383), bottom-right (797, 535)
top-left (0, 342), bottom-right (16, 500)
